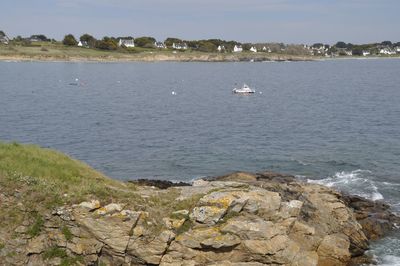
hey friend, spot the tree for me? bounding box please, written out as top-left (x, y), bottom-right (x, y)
top-left (197, 41), bottom-right (217, 52)
top-left (312, 43), bottom-right (324, 48)
top-left (14, 35), bottom-right (23, 42)
top-left (95, 37), bottom-right (117, 50)
top-left (80, 34), bottom-right (96, 47)
top-left (0, 30), bottom-right (5, 37)
top-left (381, 41), bottom-right (392, 46)
top-left (30, 34), bottom-right (50, 42)
top-left (63, 34), bottom-right (78, 46)
top-left (134, 36), bottom-right (156, 48)
top-left (164, 37), bottom-right (182, 47)
top-left (335, 41), bottom-right (347, 48)
top-left (242, 43), bottom-right (252, 51)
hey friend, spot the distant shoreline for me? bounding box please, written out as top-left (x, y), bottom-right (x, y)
top-left (0, 51), bottom-right (399, 63)
top-left (0, 53), bottom-right (316, 63)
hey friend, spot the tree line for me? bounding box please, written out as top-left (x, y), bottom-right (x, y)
top-left (1, 30), bottom-right (399, 55)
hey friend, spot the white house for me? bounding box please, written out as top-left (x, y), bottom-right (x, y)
top-left (250, 46), bottom-right (257, 53)
top-left (154, 41), bottom-right (166, 48)
top-left (396, 46), bottom-right (400, 53)
top-left (118, 38), bottom-right (135, 48)
top-left (233, 45), bottom-right (243, 52)
top-left (362, 50), bottom-right (370, 56)
top-left (77, 41), bottom-right (89, 48)
top-left (217, 45), bottom-right (225, 52)
top-left (0, 35), bottom-right (9, 44)
top-left (262, 46), bottom-right (272, 53)
top-left (345, 50), bottom-right (353, 56)
top-left (379, 48), bottom-right (396, 55)
top-left (172, 42), bottom-right (188, 50)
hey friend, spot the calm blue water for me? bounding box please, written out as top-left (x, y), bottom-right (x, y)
top-left (0, 59), bottom-right (399, 264)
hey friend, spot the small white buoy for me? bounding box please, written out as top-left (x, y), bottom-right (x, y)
top-left (259, 91), bottom-right (263, 94)
top-left (171, 91), bottom-right (176, 95)
top-left (75, 78), bottom-right (79, 82)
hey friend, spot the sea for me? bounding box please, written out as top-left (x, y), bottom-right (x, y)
top-left (0, 59), bottom-right (399, 264)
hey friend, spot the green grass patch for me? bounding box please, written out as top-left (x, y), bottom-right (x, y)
top-left (27, 213), bottom-right (44, 237)
top-left (173, 193), bottom-right (205, 212)
top-left (0, 242), bottom-right (4, 250)
top-left (0, 141), bottom-right (138, 210)
top-left (61, 226), bottom-right (73, 241)
top-left (42, 246), bottom-right (68, 260)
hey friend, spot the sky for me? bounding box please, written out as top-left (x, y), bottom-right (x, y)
top-left (1, 0), bottom-right (399, 44)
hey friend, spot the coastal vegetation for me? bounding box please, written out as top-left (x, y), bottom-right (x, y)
top-left (1, 29), bottom-right (399, 62)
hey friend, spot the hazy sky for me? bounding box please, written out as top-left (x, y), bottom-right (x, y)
top-left (1, 0), bottom-right (399, 44)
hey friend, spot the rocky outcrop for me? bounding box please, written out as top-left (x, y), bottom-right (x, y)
top-left (1, 171), bottom-right (399, 265)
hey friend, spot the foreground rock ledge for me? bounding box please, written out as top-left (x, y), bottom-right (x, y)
top-left (4, 171), bottom-right (400, 266)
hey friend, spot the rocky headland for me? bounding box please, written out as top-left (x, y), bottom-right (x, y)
top-left (0, 143), bottom-right (399, 265)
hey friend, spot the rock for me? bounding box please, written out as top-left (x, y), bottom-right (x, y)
top-left (95, 203), bottom-right (124, 216)
top-left (190, 206), bottom-right (227, 224)
top-left (78, 200), bottom-right (100, 211)
top-left (127, 230), bottom-right (175, 265)
top-left (26, 235), bottom-right (47, 254)
top-left (293, 251), bottom-right (318, 266)
top-left (73, 208), bottom-right (140, 254)
top-left (317, 233), bottom-right (351, 266)
top-left (3, 170), bottom-right (399, 266)
top-left (221, 216), bottom-right (286, 240)
top-left (209, 172), bottom-right (258, 182)
top-left (342, 194), bottom-right (400, 240)
top-left (128, 179), bottom-right (190, 189)
top-left (163, 217), bottom-right (186, 230)
top-left (15, 226), bottom-right (28, 234)
top-left (52, 207), bottom-right (74, 221)
top-left (290, 221), bottom-right (315, 235)
top-left (200, 233), bottom-right (241, 249)
top-left (243, 235), bottom-right (300, 264)
top-left (242, 190), bottom-right (281, 217)
top-left (279, 200), bottom-right (303, 219)
top-left (256, 171), bottom-right (297, 183)
top-left (172, 209), bottom-right (189, 217)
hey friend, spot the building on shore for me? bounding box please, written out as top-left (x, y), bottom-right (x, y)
top-left (172, 43), bottom-right (188, 50)
top-left (118, 38), bottom-right (135, 48)
top-left (77, 41), bottom-right (89, 48)
top-left (233, 45), bottom-right (243, 52)
top-left (250, 46), bottom-right (257, 53)
top-left (154, 41), bottom-right (166, 48)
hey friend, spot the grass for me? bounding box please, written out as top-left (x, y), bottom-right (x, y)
top-left (27, 213), bottom-right (44, 237)
top-left (0, 141), bottom-right (138, 211)
top-left (42, 246), bottom-right (83, 265)
top-left (61, 226), bottom-right (73, 241)
top-left (42, 246), bottom-right (68, 260)
top-left (0, 141), bottom-right (213, 239)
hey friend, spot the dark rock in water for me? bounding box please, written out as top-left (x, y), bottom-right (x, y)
top-left (128, 179), bottom-right (191, 189)
top-left (256, 171), bottom-right (297, 183)
top-left (341, 194), bottom-right (400, 240)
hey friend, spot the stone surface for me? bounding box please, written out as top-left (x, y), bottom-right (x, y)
top-left (78, 199), bottom-right (101, 211)
top-left (2, 171), bottom-right (399, 266)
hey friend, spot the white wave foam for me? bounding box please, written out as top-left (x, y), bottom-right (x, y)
top-left (307, 169), bottom-right (384, 201)
top-left (378, 255), bottom-right (400, 266)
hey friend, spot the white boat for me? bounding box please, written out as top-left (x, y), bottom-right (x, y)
top-left (232, 84), bottom-right (255, 94)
